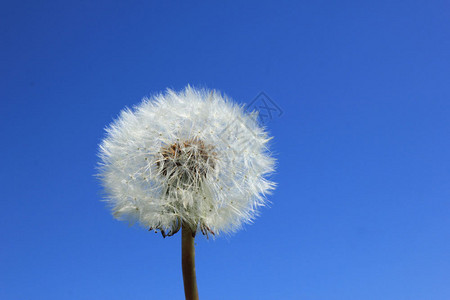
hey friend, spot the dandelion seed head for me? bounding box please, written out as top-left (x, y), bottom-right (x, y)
top-left (98, 86), bottom-right (276, 237)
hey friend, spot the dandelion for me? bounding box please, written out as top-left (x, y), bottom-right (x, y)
top-left (98, 86), bottom-right (276, 299)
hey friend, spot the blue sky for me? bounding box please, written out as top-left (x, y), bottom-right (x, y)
top-left (1, 1), bottom-right (449, 299)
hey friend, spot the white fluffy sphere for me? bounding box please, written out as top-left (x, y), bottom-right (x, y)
top-left (98, 86), bottom-right (275, 237)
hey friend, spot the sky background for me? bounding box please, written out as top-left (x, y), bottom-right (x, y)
top-left (1, 1), bottom-right (449, 299)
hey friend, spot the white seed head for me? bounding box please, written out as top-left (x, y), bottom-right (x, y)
top-left (97, 86), bottom-right (276, 237)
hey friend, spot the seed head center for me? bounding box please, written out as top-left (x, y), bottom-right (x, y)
top-left (157, 139), bottom-right (216, 185)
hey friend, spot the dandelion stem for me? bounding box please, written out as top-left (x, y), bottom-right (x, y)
top-left (182, 224), bottom-right (199, 300)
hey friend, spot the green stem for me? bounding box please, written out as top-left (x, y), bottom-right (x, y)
top-left (182, 224), bottom-right (199, 300)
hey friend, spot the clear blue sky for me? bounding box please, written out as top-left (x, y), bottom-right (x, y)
top-left (1, 1), bottom-right (449, 299)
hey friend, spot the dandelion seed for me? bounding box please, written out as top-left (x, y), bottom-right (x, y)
top-left (97, 86), bottom-right (276, 299)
